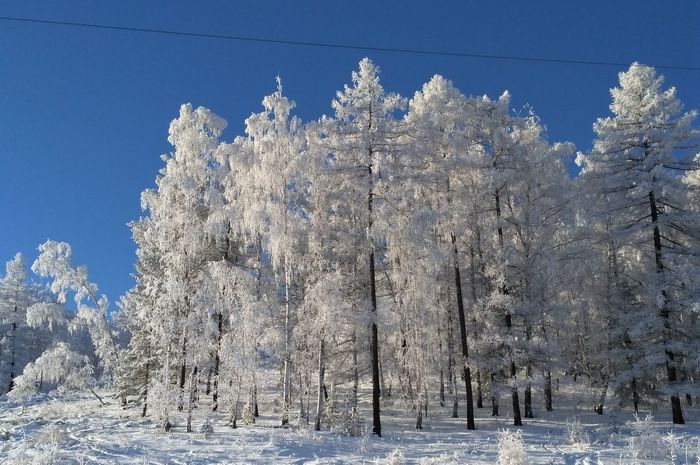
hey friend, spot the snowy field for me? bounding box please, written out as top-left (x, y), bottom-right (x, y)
top-left (1, 381), bottom-right (698, 465)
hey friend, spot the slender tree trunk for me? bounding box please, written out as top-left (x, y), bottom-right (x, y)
top-left (186, 366), bottom-right (197, 433)
top-left (253, 377), bottom-right (259, 417)
top-left (297, 371), bottom-right (305, 423)
top-left (476, 370), bottom-right (484, 408)
top-left (544, 369), bottom-right (553, 411)
top-left (8, 304), bottom-right (17, 393)
top-left (213, 312), bottom-right (223, 412)
top-left (595, 382), bottom-right (608, 415)
top-left (367, 151), bottom-right (382, 437)
top-left (178, 336), bottom-right (187, 411)
top-left (469, 247), bottom-right (484, 411)
top-left (315, 338), bottom-right (325, 431)
top-left (648, 190), bottom-right (684, 424)
top-left (439, 369), bottom-right (445, 407)
top-left (511, 361), bottom-right (522, 427)
top-left (369, 249), bottom-right (381, 436)
top-left (491, 374), bottom-right (499, 417)
top-left (352, 332), bottom-right (359, 409)
top-left (631, 376), bottom-right (640, 413)
top-left (282, 263), bottom-right (293, 426)
top-left (524, 384), bottom-right (533, 419)
top-left (230, 381), bottom-right (240, 429)
top-left (142, 358), bottom-right (150, 417)
top-left (452, 236), bottom-right (475, 430)
top-left (495, 189), bottom-right (522, 427)
top-left (446, 290), bottom-right (459, 417)
top-left (524, 326), bottom-right (533, 419)
top-left (437, 316), bottom-right (445, 407)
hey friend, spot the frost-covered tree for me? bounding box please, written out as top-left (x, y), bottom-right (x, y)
top-left (240, 80), bottom-right (308, 424)
top-left (577, 63), bottom-right (700, 424)
top-left (492, 115), bottom-right (574, 418)
top-left (8, 342), bottom-right (95, 401)
top-left (0, 253), bottom-right (48, 394)
top-left (314, 58), bottom-right (406, 436)
top-left (31, 241), bottom-right (120, 379)
top-left (128, 103), bottom-right (231, 429)
top-left (400, 75), bottom-right (479, 429)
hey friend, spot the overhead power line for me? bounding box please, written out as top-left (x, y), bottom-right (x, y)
top-left (1, 15), bottom-right (699, 72)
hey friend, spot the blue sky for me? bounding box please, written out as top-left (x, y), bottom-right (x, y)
top-left (1, 1), bottom-right (698, 305)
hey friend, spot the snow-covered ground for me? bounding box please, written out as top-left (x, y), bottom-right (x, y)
top-left (1, 381), bottom-right (698, 464)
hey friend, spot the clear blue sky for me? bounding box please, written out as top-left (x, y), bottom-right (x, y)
top-left (1, 1), bottom-right (698, 306)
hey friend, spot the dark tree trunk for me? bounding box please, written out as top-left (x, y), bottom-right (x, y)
top-left (186, 366), bottom-right (197, 433)
top-left (544, 369), bottom-right (553, 411)
top-left (315, 339), bottom-right (325, 431)
top-left (142, 358), bottom-right (150, 417)
top-left (649, 190), bottom-right (684, 424)
top-left (439, 369), bottom-right (445, 407)
top-left (491, 373), bottom-right (499, 416)
top-left (352, 332), bottom-right (359, 409)
top-left (205, 368), bottom-right (212, 396)
top-left (178, 337), bottom-right (187, 411)
top-left (213, 312), bottom-right (223, 412)
top-left (282, 263), bottom-right (293, 426)
top-left (370, 250), bottom-right (381, 436)
top-left (594, 379), bottom-right (608, 415)
top-left (253, 380), bottom-right (259, 417)
top-left (452, 237), bottom-right (475, 430)
top-left (8, 309), bottom-right (16, 393)
top-left (496, 189), bottom-right (522, 427)
top-left (524, 384), bottom-right (533, 418)
top-left (368, 156), bottom-right (381, 437)
top-left (511, 361), bottom-right (522, 426)
top-left (476, 370), bottom-right (484, 408)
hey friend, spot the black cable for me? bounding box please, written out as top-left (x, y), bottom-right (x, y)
top-left (1, 15), bottom-right (699, 72)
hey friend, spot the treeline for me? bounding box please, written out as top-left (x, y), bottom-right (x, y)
top-left (1, 60), bottom-right (698, 434)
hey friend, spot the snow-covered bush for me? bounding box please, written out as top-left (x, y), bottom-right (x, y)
top-left (417, 453), bottom-right (462, 465)
top-left (241, 400), bottom-right (256, 425)
top-left (663, 432), bottom-right (681, 464)
top-left (564, 415), bottom-right (590, 447)
top-left (497, 429), bottom-right (527, 465)
top-left (626, 413), bottom-right (664, 462)
top-left (328, 402), bottom-right (365, 437)
top-left (385, 448), bottom-right (405, 465)
top-left (200, 416), bottom-right (214, 438)
top-left (34, 424), bottom-right (66, 446)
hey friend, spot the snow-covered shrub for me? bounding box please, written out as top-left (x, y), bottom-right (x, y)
top-left (564, 415), bottom-right (590, 447)
top-left (200, 416), bottom-right (214, 438)
top-left (662, 432), bottom-right (681, 464)
top-left (329, 402), bottom-right (365, 437)
top-left (417, 453), bottom-right (462, 465)
top-left (385, 448), bottom-right (405, 465)
top-left (497, 429), bottom-right (527, 465)
top-left (626, 413), bottom-right (663, 462)
top-left (4, 423), bottom-right (68, 465)
top-left (241, 400), bottom-right (256, 425)
top-left (34, 424), bottom-right (66, 446)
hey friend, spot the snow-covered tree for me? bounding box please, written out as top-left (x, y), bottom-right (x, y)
top-left (240, 79), bottom-right (308, 424)
top-left (577, 63), bottom-right (700, 424)
top-left (31, 240), bottom-right (120, 378)
top-left (0, 253), bottom-right (49, 394)
top-left (313, 58), bottom-right (406, 436)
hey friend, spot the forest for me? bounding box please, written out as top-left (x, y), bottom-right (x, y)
top-left (1, 58), bottom-right (698, 446)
